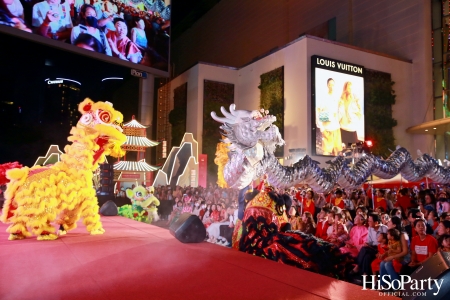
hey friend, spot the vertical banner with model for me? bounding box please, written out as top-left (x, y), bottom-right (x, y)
top-left (311, 55), bottom-right (365, 156)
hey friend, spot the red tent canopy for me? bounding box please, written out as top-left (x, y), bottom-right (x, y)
top-left (363, 174), bottom-right (433, 189)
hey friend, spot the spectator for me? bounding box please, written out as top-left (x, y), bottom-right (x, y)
top-left (355, 205), bottom-right (368, 216)
top-left (0, 0), bottom-right (30, 31)
top-left (374, 189), bottom-right (387, 212)
top-left (406, 218), bottom-right (438, 274)
top-left (423, 192), bottom-right (436, 210)
top-left (351, 213), bottom-right (388, 275)
top-left (340, 214), bottom-right (367, 257)
top-left (74, 33), bottom-right (104, 52)
top-left (71, 4), bottom-right (111, 55)
top-left (314, 192), bottom-right (327, 212)
top-left (325, 211), bottom-right (335, 238)
top-left (436, 192), bottom-right (450, 216)
top-left (385, 228), bottom-right (403, 273)
top-left (203, 203), bottom-right (219, 228)
top-left (327, 212), bottom-right (348, 247)
top-left (331, 189), bottom-right (345, 209)
top-left (106, 17), bottom-right (141, 63)
top-left (380, 213), bottom-right (390, 226)
top-left (315, 207), bottom-right (330, 240)
top-left (377, 216), bottom-right (410, 286)
top-left (370, 233), bottom-right (388, 275)
top-left (166, 200), bottom-right (182, 225)
top-left (192, 199), bottom-right (201, 216)
top-left (439, 234), bottom-right (450, 252)
top-left (301, 211), bottom-right (316, 235)
top-left (5, 0), bottom-right (23, 19)
top-left (299, 189), bottom-right (316, 216)
top-left (427, 209), bottom-right (438, 231)
top-left (288, 206), bottom-right (302, 231)
top-left (396, 188), bottom-right (412, 212)
top-left (437, 220), bottom-right (450, 236)
top-left (404, 208), bottom-right (433, 240)
top-left (198, 201), bottom-right (206, 221)
top-left (206, 203), bottom-right (228, 243)
top-left (202, 203), bottom-right (212, 221)
top-left (342, 209), bottom-right (353, 232)
top-left (344, 191), bottom-right (355, 211)
top-left (32, 0), bottom-right (73, 40)
top-left (386, 191), bottom-right (395, 211)
top-left (217, 206), bottom-right (236, 246)
top-left (181, 192), bottom-right (193, 214)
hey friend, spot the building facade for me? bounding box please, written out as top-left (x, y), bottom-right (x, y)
top-left (163, 0), bottom-right (442, 171)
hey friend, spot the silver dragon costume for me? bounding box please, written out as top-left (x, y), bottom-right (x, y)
top-left (211, 104), bottom-right (450, 192)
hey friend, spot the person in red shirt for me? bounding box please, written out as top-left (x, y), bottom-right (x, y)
top-left (315, 207), bottom-right (331, 240)
top-left (396, 188), bottom-right (412, 211)
top-left (295, 189), bottom-right (304, 207)
top-left (300, 189), bottom-right (316, 216)
top-left (408, 218), bottom-right (438, 273)
top-left (374, 189), bottom-right (387, 211)
top-left (332, 189), bottom-right (345, 209)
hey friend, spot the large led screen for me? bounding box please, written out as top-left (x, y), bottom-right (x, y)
top-left (311, 55), bottom-right (365, 156)
top-left (0, 0), bottom-right (170, 73)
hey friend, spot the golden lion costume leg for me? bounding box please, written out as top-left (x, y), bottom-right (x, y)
top-left (81, 196), bottom-right (105, 235)
top-left (3, 200), bottom-right (32, 240)
top-left (56, 207), bottom-right (82, 235)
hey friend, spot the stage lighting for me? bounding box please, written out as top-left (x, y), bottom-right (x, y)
top-left (366, 140), bottom-right (373, 147)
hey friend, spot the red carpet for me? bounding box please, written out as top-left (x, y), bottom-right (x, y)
top-left (0, 216), bottom-right (392, 300)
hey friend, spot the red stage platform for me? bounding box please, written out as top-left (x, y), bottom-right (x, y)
top-left (0, 216), bottom-right (393, 300)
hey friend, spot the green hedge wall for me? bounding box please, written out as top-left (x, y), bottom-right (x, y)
top-left (364, 70), bottom-right (397, 157)
top-left (203, 80), bottom-right (235, 185)
top-left (259, 66), bottom-right (284, 157)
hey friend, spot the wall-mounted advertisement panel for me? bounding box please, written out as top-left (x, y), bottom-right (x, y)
top-left (311, 55), bottom-right (365, 156)
top-left (0, 0), bottom-right (170, 75)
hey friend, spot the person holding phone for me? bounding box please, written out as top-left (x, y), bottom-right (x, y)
top-left (32, 0), bottom-right (73, 40)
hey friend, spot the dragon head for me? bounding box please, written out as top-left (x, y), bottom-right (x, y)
top-left (211, 104), bottom-right (285, 150)
top-left (77, 99), bottom-right (127, 164)
top-left (211, 104), bottom-right (285, 189)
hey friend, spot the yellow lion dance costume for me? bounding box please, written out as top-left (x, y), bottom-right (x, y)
top-left (0, 99), bottom-right (126, 241)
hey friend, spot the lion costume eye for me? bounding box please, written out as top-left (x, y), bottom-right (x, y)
top-left (79, 113), bottom-right (93, 125)
top-left (136, 192), bottom-right (142, 197)
top-left (97, 110), bottom-right (112, 124)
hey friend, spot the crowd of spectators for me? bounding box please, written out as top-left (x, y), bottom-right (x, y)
top-left (115, 183), bottom-right (239, 246)
top-left (0, 0), bottom-right (169, 69)
top-left (284, 184), bottom-right (449, 288)
top-left (131, 181), bottom-right (450, 286)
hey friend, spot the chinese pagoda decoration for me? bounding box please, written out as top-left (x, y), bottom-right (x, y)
top-left (113, 115), bottom-right (159, 186)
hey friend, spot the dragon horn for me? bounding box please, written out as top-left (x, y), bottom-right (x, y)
top-left (229, 104), bottom-right (237, 115)
top-left (211, 111), bottom-right (233, 124)
top-left (220, 106), bottom-right (236, 120)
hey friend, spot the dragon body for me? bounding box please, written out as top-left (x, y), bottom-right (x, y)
top-left (211, 104), bottom-right (450, 192)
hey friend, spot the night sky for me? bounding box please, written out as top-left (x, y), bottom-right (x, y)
top-left (0, 33), bottom-right (140, 166)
